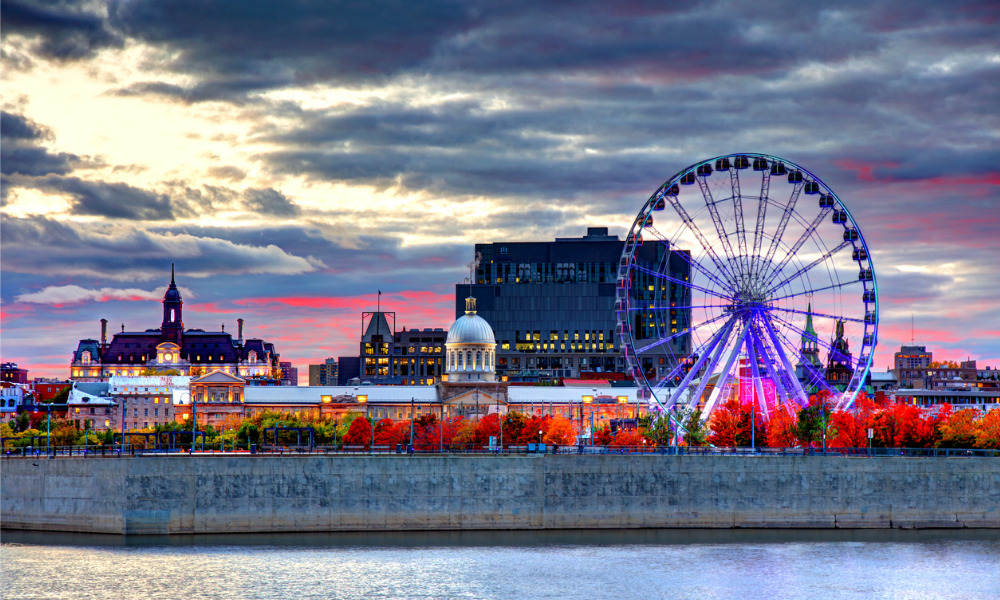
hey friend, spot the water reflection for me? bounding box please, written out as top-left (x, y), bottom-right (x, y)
top-left (3, 529), bottom-right (999, 600)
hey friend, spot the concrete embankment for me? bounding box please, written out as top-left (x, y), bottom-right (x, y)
top-left (2, 454), bottom-right (997, 534)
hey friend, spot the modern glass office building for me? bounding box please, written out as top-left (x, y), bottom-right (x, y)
top-left (456, 227), bottom-right (691, 383)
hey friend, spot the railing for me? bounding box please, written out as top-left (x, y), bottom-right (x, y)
top-left (3, 444), bottom-right (999, 458)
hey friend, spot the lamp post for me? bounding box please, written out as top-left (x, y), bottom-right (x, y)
top-left (357, 394), bottom-right (369, 454)
top-left (410, 397), bottom-right (415, 448)
top-left (582, 395), bottom-right (593, 446)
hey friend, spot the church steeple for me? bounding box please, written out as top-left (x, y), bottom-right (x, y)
top-left (162, 264), bottom-right (184, 343)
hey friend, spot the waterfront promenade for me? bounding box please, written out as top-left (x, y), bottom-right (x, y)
top-left (2, 453), bottom-right (998, 534)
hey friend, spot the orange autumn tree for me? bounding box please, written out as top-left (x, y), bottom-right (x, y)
top-left (937, 407), bottom-right (979, 448)
top-left (766, 407), bottom-right (798, 447)
top-left (974, 410), bottom-right (1000, 449)
top-left (829, 392), bottom-right (878, 448)
top-left (543, 416), bottom-right (577, 445)
top-left (609, 429), bottom-right (644, 447)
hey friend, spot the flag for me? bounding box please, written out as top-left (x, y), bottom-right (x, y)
top-left (378, 289), bottom-right (382, 295)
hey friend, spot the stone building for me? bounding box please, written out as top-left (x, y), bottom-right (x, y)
top-left (70, 266), bottom-right (281, 382)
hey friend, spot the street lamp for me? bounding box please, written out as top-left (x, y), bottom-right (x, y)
top-left (357, 394), bottom-right (370, 455)
top-left (582, 395), bottom-right (593, 446)
top-left (410, 397), bottom-right (415, 449)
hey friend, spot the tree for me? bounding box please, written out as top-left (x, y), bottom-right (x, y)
top-left (796, 397), bottom-right (828, 447)
top-left (766, 407), bottom-right (798, 448)
top-left (473, 413), bottom-right (501, 446)
top-left (502, 412), bottom-right (527, 447)
top-left (543, 416), bottom-right (576, 445)
top-left (679, 409), bottom-right (708, 447)
top-left (974, 410), bottom-right (1000, 449)
top-left (938, 409), bottom-right (980, 448)
top-left (609, 429), bottom-right (644, 447)
top-left (343, 417), bottom-right (373, 449)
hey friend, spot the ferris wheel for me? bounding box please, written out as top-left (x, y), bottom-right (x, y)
top-left (616, 153), bottom-right (877, 423)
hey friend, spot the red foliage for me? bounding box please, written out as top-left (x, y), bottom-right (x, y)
top-left (515, 415), bottom-right (551, 445)
top-left (975, 410), bottom-right (1000, 449)
top-left (828, 393), bottom-right (877, 448)
top-left (474, 413), bottom-right (501, 446)
top-left (707, 397), bottom-right (766, 447)
top-left (543, 416), bottom-right (577, 445)
top-left (343, 417), bottom-right (373, 448)
top-left (766, 407), bottom-right (798, 448)
top-left (609, 430), bottom-right (644, 447)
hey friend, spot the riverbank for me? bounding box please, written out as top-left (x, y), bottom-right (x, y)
top-left (2, 454), bottom-right (997, 534)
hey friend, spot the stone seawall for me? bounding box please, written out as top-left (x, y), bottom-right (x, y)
top-left (2, 455), bottom-right (997, 534)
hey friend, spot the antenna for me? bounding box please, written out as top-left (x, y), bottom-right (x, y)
top-left (910, 313), bottom-right (914, 344)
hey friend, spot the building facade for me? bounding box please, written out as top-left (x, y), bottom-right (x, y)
top-left (308, 358), bottom-right (339, 386)
top-left (70, 266), bottom-right (282, 382)
top-left (456, 227), bottom-right (691, 383)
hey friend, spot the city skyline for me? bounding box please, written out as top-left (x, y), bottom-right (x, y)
top-left (2, 0), bottom-right (998, 379)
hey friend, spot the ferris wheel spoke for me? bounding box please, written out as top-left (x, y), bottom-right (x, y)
top-left (696, 175), bottom-right (743, 277)
top-left (657, 317), bottom-right (736, 410)
top-left (699, 318), bottom-right (751, 422)
top-left (650, 320), bottom-right (732, 392)
top-left (766, 206), bottom-right (833, 283)
top-left (686, 320), bottom-right (739, 416)
top-left (770, 322), bottom-right (842, 398)
top-left (769, 279), bottom-right (863, 303)
top-left (744, 322), bottom-right (770, 420)
top-left (730, 169), bottom-right (749, 273)
top-left (661, 189), bottom-right (739, 287)
top-left (625, 303), bottom-right (729, 312)
top-left (647, 226), bottom-right (732, 292)
top-left (761, 180), bottom-right (804, 269)
top-left (751, 167), bottom-right (772, 262)
top-left (631, 263), bottom-right (733, 302)
top-left (765, 240), bottom-right (852, 293)
top-left (748, 323), bottom-right (800, 409)
top-left (768, 312), bottom-right (866, 372)
top-left (633, 310), bottom-right (731, 355)
top-left (768, 305), bottom-right (864, 325)
top-left (756, 316), bottom-right (812, 406)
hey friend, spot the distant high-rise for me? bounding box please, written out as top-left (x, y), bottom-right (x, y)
top-left (456, 227), bottom-right (691, 383)
top-left (308, 358), bottom-right (339, 386)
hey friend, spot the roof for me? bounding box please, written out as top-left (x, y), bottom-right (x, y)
top-left (507, 386), bottom-right (639, 404)
top-left (244, 385), bottom-right (439, 404)
top-left (446, 298), bottom-right (495, 345)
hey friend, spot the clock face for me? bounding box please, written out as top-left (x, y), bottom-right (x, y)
top-left (165, 353), bottom-right (173, 361)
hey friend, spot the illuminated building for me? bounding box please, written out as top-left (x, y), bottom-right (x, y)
top-left (456, 227), bottom-right (691, 383)
top-left (69, 266), bottom-right (282, 382)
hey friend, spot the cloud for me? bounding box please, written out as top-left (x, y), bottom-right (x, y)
top-left (243, 187), bottom-right (300, 216)
top-left (1, 110), bottom-right (51, 141)
top-left (14, 284), bottom-right (190, 305)
top-left (0, 216), bottom-right (327, 281)
top-left (0, 111), bottom-right (79, 176)
top-left (1, 0), bottom-right (124, 61)
top-left (24, 175), bottom-right (175, 219)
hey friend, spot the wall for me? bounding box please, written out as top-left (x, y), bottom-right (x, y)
top-left (2, 455), bottom-right (997, 534)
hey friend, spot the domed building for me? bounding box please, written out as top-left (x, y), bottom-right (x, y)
top-left (445, 297), bottom-right (497, 382)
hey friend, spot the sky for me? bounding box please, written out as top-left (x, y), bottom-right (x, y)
top-left (1, 0), bottom-right (998, 381)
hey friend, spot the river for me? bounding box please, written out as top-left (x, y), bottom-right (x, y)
top-left (2, 529), bottom-right (999, 599)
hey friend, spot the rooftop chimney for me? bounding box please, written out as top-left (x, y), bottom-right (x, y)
top-left (237, 318), bottom-right (244, 344)
top-left (100, 318), bottom-right (108, 346)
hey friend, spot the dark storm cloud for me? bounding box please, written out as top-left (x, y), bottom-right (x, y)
top-left (243, 188), bottom-right (300, 216)
top-left (26, 175), bottom-right (175, 220)
top-left (0, 216), bottom-right (324, 283)
top-left (1, 0), bottom-right (123, 60)
top-left (101, 0), bottom-right (477, 98)
top-left (0, 110), bottom-right (79, 176)
top-left (1, 110), bottom-right (50, 140)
